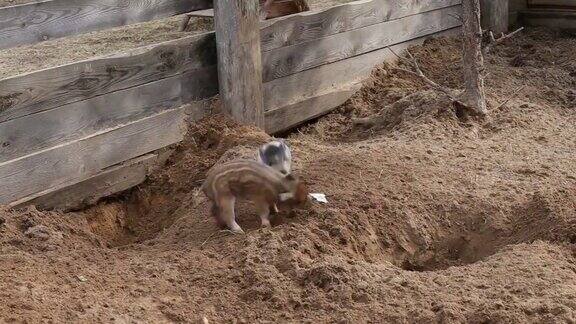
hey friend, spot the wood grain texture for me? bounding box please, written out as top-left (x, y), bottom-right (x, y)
top-left (214, 0), bottom-right (265, 127)
top-left (263, 26), bottom-right (461, 112)
top-left (261, 0), bottom-right (461, 51)
top-left (0, 0), bottom-right (212, 49)
top-left (0, 32), bottom-right (216, 123)
top-left (11, 154), bottom-right (160, 211)
top-left (0, 65), bottom-right (217, 163)
top-left (264, 26), bottom-right (461, 133)
top-left (480, 0), bottom-right (508, 34)
top-left (186, 9), bottom-right (213, 17)
top-left (262, 5), bottom-right (462, 82)
top-left (528, 0), bottom-right (576, 7)
top-left (265, 83), bottom-right (361, 133)
top-left (0, 107), bottom-right (186, 204)
top-left (519, 10), bottom-right (576, 29)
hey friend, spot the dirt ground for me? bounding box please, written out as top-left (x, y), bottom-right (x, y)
top-left (1, 28), bottom-right (576, 323)
top-left (0, 0), bottom-right (354, 79)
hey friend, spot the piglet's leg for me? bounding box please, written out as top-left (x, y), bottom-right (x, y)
top-left (254, 199), bottom-right (271, 228)
top-left (220, 196), bottom-right (244, 234)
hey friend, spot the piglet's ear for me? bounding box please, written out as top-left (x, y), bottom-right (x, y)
top-left (258, 147), bottom-right (266, 161)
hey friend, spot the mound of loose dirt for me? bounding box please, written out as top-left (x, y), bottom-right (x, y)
top-left (1, 28), bottom-right (576, 323)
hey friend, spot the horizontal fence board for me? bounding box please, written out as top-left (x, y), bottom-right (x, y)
top-left (263, 48), bottom-right (378, 110)
top-left (11, 103), bottom-right (207, 210)
top-left (264, 27), bottom-right (460, 132)
top-left (263, 26), bottom-right (460, 112)
top-left (11, 153), bottom-right (160, 210)
top-left (265, 83), bottom-right (361, 133)
top-left (0, 0), bottom-right (211, 49)
top-left (0, 65), bottom-right (217, 163)
top-left (520, 10), bottom-right (576, 29)
top-left (261, 0), bottom-right (461, 51)
top-left (528, 0), bottom-right (576, 6)
top-left (262, 5), bottom-right (461, 82)
top-left (0, 32), bottom-right (216, 123)
top-left (0, 107), bottom-right (186, 204)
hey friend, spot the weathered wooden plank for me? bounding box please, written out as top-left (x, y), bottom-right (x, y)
top-left (214, 0), bottom-right (265, 127)
top-left (11, 101), bottom-right (211, 210)
top-left (0, 0), bottom-right (212, 49)
top-left (0, 107), bottom-right (186, 204)
top-left (0, 65), bottom-right (217, 163)
top-left (11, 153), bottom-right (160, 211)
top-left (528, 0), bottom-right (576, 7)
top-left (0, 32), bottom-right (216, 123)
top-left (262, 5), bottom-right (462, 82)
top-left (509, 0), bottom-right (528, 26)
top-left (263, 27), bottom-right (460, 111)
top-left (186, 9), bottom-right (213, 17)
top-left (519, 10), bottom-right (576, 30)
top-left (265, 84), bottom-right (361, 133)
top-left (261, 0), bottom-right (461, 51)
top-left (481, 0), bottom-right (508, 34)
top-left (264, 26), bottom-right (461, 132)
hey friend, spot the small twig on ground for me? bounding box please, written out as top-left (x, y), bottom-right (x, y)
top-left (483, 27), bottom-right (524, 54)
top-left (389, 48), bottom-right (460, 101)
top-left (359, 170), bottom-right (370, 191)
top-left (495, 84), bottom-right (526, 109)
top-left (352, 92), bottom-right (427, 127)
top-left (200, 229), bottom-right (237, 248)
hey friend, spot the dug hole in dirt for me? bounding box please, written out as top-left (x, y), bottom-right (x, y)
top-left (1, 28), bottom-right (576, 323)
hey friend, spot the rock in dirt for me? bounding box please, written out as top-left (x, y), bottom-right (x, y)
top-left (24, 225), bottom-right (51, 241)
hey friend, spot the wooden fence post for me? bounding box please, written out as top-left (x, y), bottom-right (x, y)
top-left (213, 0), bottom-right (265, 128)
top-left (480, 0), bottom-right (509, 34)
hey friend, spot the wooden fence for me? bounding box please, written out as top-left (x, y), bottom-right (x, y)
top-left (520, 0), bottom-right (576, 29)
top-left (0, 0), bottom-right (462, 210)
top-left (0, 0), bottom-right (212, 49)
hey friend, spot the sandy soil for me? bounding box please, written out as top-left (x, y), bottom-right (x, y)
top-left (1, 28), bottom-right (575, 323)
top-left (0, 0), bottom-right (354, 79)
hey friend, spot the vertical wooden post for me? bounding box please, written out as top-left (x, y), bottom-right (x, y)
top-left (480, 0), bottom-right (509, 34)
top-left (213, 0), bottom-right (265, 128)
top-left (462, 0), bottom-right (488, 115)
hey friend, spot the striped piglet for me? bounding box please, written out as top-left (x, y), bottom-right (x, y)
top-left (201, 160), bottom-right (308, 234)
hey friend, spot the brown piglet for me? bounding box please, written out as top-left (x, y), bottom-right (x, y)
top-left (201, 160), bottom-right (308, 233)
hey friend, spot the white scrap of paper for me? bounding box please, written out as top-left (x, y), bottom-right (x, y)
top-left (309, 193), bottom-right (328, 203)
